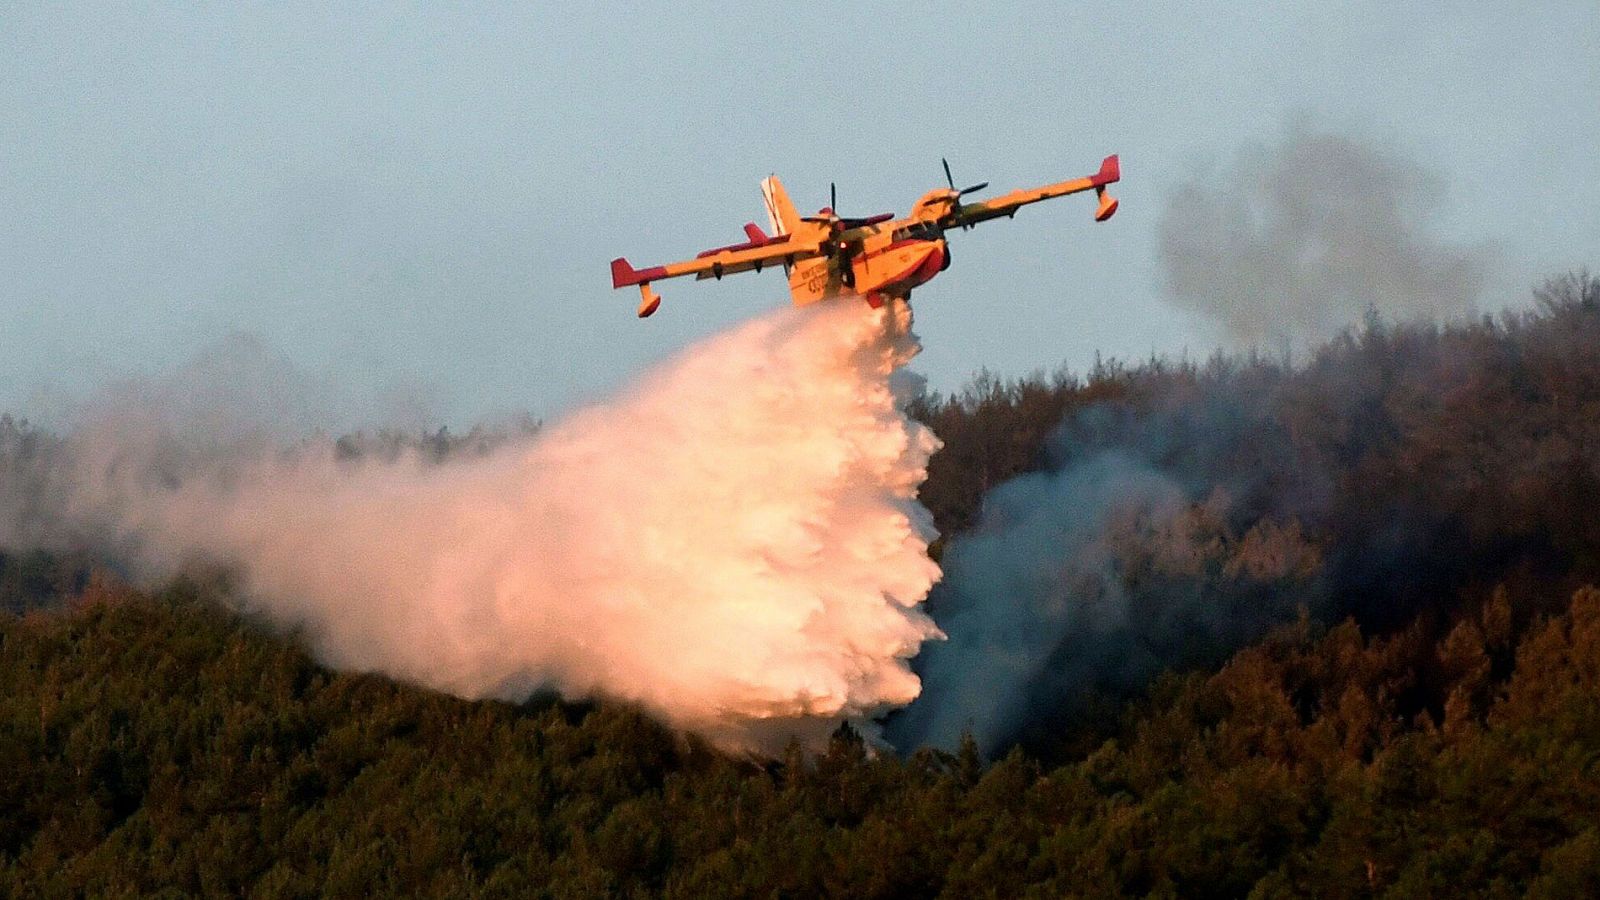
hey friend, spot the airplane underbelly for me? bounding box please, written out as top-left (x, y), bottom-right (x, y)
top-left (788, 239), bottom-right (946, 308)
top-left (853, 240), bottom-right (945, 295)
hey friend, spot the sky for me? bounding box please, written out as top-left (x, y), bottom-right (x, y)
top-left (4, 2), bottom-right (1596, 428)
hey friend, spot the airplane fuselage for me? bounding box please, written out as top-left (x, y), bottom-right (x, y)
top-left (788, 231), bottom-right (948, 308)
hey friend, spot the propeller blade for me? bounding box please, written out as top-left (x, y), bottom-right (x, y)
top-left (830, 182), bottom-right (837, 212)
top-left (942, 159), bottom-right (985, 228)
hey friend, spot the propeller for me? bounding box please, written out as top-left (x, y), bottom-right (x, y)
top-left (802, 181), bottom-right (842, 225)
top-left (803, 181), bottom-right (889, 231)
top-left (942, 158), bottom-right (988, 196)
top-left (942, 158), bottom-right (988, 229)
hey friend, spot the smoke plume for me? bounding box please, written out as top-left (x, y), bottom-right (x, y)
top-left (893, 381), bottom-right (1325, 753)
top-left (892, 128), bottom-right (1512, 754)
top-left (1, 301), bottom-right (944, 751)
top-left (1159, 125), bottom-right (1491, 349)
top-left (895, 273), bottom-right (1600, 755)
top-left (894, 453), bottom-right (1187, 750)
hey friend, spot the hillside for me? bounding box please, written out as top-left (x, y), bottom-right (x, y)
top-left (5, 271), bottom-right (1600, 895)
top-left (6, 570), bottom-right (1600, 895)
top-left (903, 271), bottom-right (1600, 755)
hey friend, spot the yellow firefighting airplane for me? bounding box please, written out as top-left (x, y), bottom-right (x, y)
top-left (611, 155), bottom-right (1119, 317)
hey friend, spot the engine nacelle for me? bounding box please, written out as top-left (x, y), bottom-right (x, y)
top-left (910, 188), bottom-right (959, 222)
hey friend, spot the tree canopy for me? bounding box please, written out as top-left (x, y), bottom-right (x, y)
top-left (6, 272), bottom-right (1600, 895)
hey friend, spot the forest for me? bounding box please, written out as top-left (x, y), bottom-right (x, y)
top-left (3, 271), bottom-right (1600, 896)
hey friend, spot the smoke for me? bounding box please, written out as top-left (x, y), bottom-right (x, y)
top-left (892, 382), bottom-right (1326, 752)
top-left (1159, 125), bottom-right (1491, 349)
top-left (893, 128), bottom-right (1510, 754)
top-left (1, 301), bottom-right (944, 752)
top-left (894, 454), bottom-right (1186, 750)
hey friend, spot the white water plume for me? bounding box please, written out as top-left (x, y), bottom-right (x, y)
top-left (6, 300), bottom-right (944, 751)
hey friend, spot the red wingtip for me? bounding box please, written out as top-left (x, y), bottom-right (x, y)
top-left (1092, 154), bottom-right (1120, 187)
top-left (611, 257), bottom-right (637, 289)
top-left (611, 257), bottom-right (667, 289)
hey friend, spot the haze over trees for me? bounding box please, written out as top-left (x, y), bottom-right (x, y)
top-left (904, 269), bottom-right (1600, 753)
top-left (4, 271), bottom-right (1600, 896)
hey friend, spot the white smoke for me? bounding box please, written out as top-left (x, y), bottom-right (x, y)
top-left (7, 300), bottom-right (944, 751)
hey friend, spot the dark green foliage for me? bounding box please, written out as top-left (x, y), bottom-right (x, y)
top-left (7, 578), bottom-right (1600, 895)
top-left (0, 547), bottom-right (89, 614)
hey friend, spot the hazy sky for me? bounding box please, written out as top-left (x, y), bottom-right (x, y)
top-left (4, 2), bottom-right (1596, 426)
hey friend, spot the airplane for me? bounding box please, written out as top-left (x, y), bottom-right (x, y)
top-left (610, 154), bottom-right (1119, 318)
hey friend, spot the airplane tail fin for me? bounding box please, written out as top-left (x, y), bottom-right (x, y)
top-left (760, 175), bottom-right (800, 237)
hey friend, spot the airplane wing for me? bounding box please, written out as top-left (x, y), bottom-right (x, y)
top-left (611, 223), bottom-right (827, 317)
top-left (944, 155), bottom-right (1120, 230)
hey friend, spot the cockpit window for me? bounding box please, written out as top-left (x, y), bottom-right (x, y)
top-left (894, 222), bottom-right (940, 242)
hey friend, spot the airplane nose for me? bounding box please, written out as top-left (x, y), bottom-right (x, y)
top-left (910, 240), bottom-right (946, 284)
